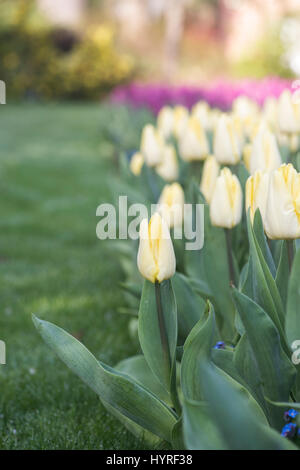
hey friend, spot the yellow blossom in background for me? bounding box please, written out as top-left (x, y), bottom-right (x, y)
top-left (157, 182), bottom-right (185, 228)
top-left (210, 167), bottom-right (243, 228)
top-left (156, 145), bottom-right (179, 182)
top-left (248, 126), bottom-right (282, 175)
top-left (213, 114), bottom-right (242, 165)
top-left (157, 106), bottom-right (174, 139)
top-left (178, 116), bottom-right (209, 162)
top-left (278, 90), bottom-right (300, 134)
top-left (245, 171), bottom-right (270, 223)
top-left (200, 155), bottom-right (220, 203)
top-left (130, 152), bottom-right (144, 176)
top-left (173, 106), bottom-right (189, 139)
top-left (140, 124), bottom-right (164, 167)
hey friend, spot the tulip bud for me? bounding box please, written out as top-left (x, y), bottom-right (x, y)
top-left (157, 182), bottom-right (185, 228)
top-left (210, 167), bottom-right (243, 228)
top-left (243, 143), bottom-right (252, 172)
top-left (213, 114), bottom-right (242, 165)
top-left (173, 106), bottom-right (189, 138)
top-left (157, 106), bottom-right (174, 139)
top-left (156, 145), bottom-right (179, 182)
top-left (232, 96), bottom-right (259, 122)
top-left (140, 124), bottom-right (164, 167)
top-left (278, 90), bottom-right (300, 134)
top-left (245, 171), bottom-right (270, 223)
top-left (192, 101), bottom-right (211, 131)
top-left (137, 213), bottom-right (176, 283)
top-left (130, 152), bottom-right (144, 176)
top-left (249, 126), bottom-right (282, 175)
top-left (265, 164), bottom-right (300, 240)
top-left (263, 97), bottom-right (278, 131)
top-left (200, 155), bottom-right (220, 203)
top-left (178, 116), bottom-right (209, 162)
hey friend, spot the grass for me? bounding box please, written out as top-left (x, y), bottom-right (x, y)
top-left (0, 103), bottom-right (151, 449)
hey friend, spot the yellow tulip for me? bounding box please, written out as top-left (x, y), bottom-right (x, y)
top-left (137, 213), bottom-right (176, 283)
top-left (157, 182), bottom-right (185, 228)
top-left (245, 171), bottom-right (270, 223)
top-left (243, 143), bottom-right (252, 172)
top-left (248, 126), bottom-right (282, 175)
top-left (200, 155), bottom-right (220, 203)
top-left (213, 114), bottom-right (242, 165)
top-left (157, 106), bottom-right (174, 139)
top-left (278, 90), bottom-right (300, 134)
top-left (232, 96), bottom-right (259, 122)
top-left (263, 97), bottom-right (278, 130)
top-left (265, 164), bottom-right (300, 240)
top-left (156, 145), bottom-right (179, 182)
top-left (130, 152), bottom-right (144, 176)
top-left (140, 124), bottom-right (164, 166)
top-left (173, 105), bottom-right (189, 138)
top-left (210, 167), bottom-right (243, 228)
top-left (178, 116), bottom-right (209, 162)
top-left (191, 101), bottom-right (211, 131)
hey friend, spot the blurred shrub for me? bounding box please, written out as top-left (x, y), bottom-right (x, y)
top-left (232, 26), bottom-right (294, 80)
top-left (0, 0), bottom-right (134, 100)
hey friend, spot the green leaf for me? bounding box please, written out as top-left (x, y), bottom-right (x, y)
top-left (275, 241), bottom-right (290, 309)
top-left (181, 302), bottom-right (216, 401)
top-left (233, 289), bottom-right (296, 429)
top-left (246, 210), bottom-right (286, 344)
top-left (138, 280), bottom-right (177, 395)
top-left (185, 184), bottom-right (236, 341)
top-left (172, 273), bottom-right (206, 344)
top-left (286, 248), bottom-right (300, 347)
top-left (182, 399), bottom-right (227, 450)
top-left (181, 302), bottom-right (267, 425)
top-left (199, 364), bottom-right (297, 450)
top-left (252, 210), bottom-right (276, 278)
top-left (32, 315), bottom-right (176, 442)
top-left (286, 248), bottom-right (300, 401)
top-left (115, 355), bottom-right (171, 406)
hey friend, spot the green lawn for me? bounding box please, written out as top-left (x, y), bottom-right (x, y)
top-left (0, 103), bottom-right (151, 449)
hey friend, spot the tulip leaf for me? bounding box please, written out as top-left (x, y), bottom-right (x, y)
top-left (32, 315), bottom-right (177, 443)
top-left (185, 183), bottom-right (236, 342)
top-left (286, 248), bottom-right (300, 401)
top-left (172, 272), bottom-right (206, 345)
top-left (181, 302), bottom-right (268, 424)
top-left (181, 302), bottom-right (216, 401)
top-left (275, 241), bottom-right (290, 309)
top-left (232, 289), bottom-right (296, 429)
top-left (138, 279), bottom-right (178, 397)
top-left (115, 355), bottom-right (172, 406)
top-left (182, 399), bottom-right (227, 450)
top-left (252, 210), bottom-right (276, 278)
top-left (286, 247), bottom-right (300, 347)
top-left (246, 210), bottom-right (287, 348)
top-left (234, 333), bottom-right (267, 412)
top-left (199, 363), bottom-right (297, 450)
top-left (171, 418), bottom-right (185, 450)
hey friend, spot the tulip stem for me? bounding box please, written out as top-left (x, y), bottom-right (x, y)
top-left (287, 240), bottom-right (295, 273)
top-left (225, 229), bottom-right (236, 287)
top-left (155, 281), bottom-right (181, 416)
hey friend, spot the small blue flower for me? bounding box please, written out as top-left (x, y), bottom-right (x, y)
top-left (281, 423), bottom-right (296, 438)
top-left (213, 341), bottom-right (225, 350)
top-left (284, 409), bottom-right (299, 421)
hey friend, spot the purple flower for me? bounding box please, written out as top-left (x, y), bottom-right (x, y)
top-left (110, 78), bottom-right (292, 114)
